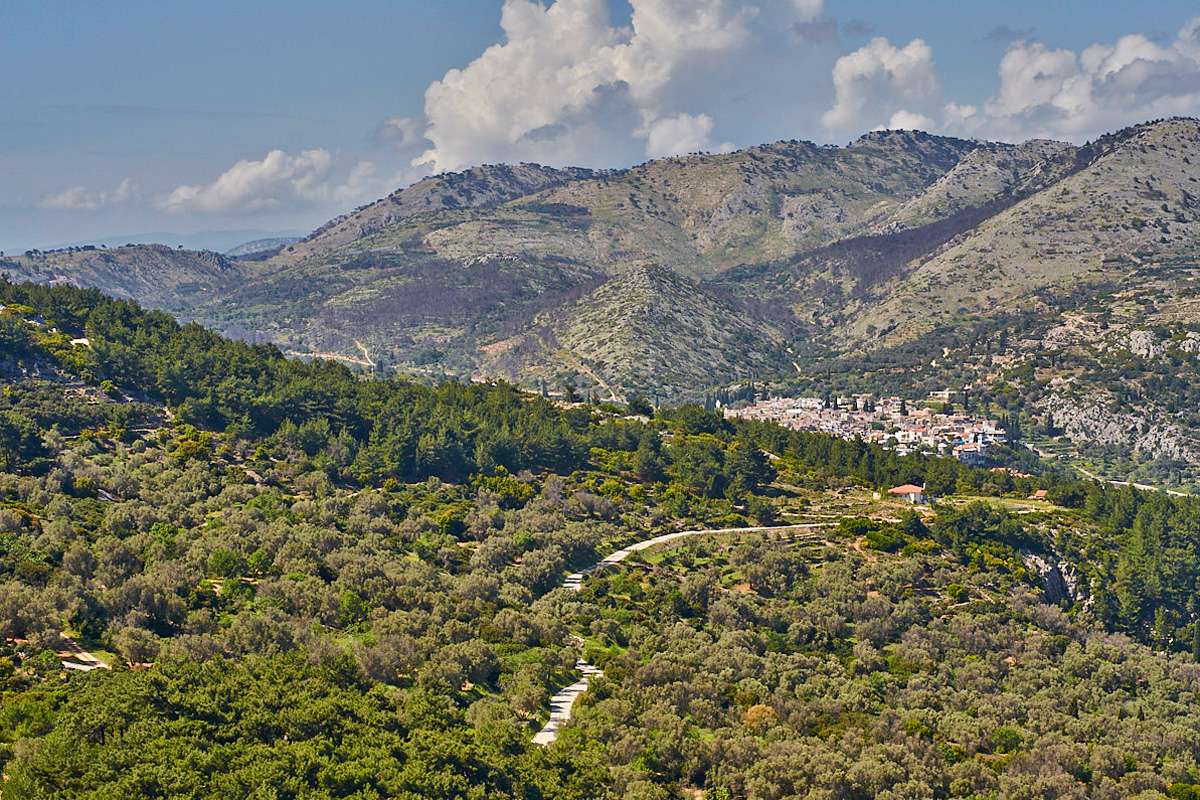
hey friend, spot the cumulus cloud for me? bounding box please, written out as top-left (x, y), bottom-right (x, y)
top-left (822, 37), bottom-right (939, 133)
top-left (160, 149), bottom-right (331, 213)
top-left (818, 15), bottom-right (1200, 143)
top-left (640, 112), bottom-right (717, 157)
top-left (942, 101), bottom-right (978, 128)
top-left (875, 109), bottom-right (935, 131)
top-left (158, 149), bottom-right (397, 214)
top-left (374, 115), bottom-right (426, 149)
top-left (966, 15), bottom-right (1200, 140)
top-left (40, 178), bottom-right (135, 210)
top-left (985, 42), bottom-right (1082, 119)
top-left (414, 0), bottom-right (826, 172)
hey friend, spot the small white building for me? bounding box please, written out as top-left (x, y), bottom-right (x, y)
top-left (888, 484), bottom-right (928, 504)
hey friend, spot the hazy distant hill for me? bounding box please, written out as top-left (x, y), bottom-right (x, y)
top-left (225, 237), bottom-right (302, 258)
top-left (20, 229), bottom-right (304, 254)
top-left (0, 244), bottom-right (237, 312)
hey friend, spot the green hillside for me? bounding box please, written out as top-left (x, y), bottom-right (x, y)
top-left (8, 118), bottom-right (1200, 484)
top-left (4, 281), bottom-right (1200, 797)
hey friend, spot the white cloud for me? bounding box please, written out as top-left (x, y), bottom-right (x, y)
top-left (375, 116), bottom-right (427, 149)
top-left (416, 0), bottom-right (825, 172)
top-left (875, 109), bottom-right (935, 131)
top-left (40, 178), bottom-right (135, 210)
top-left (985, 41), bottom-right (1081, 119)
top-left (942, 102), bottom-right (977, 127)
top-left (640, 112), bottom-right (716, 157)
top-left (819, 16), bottom-right (1200, 144)
top-left (157, 149), bottom-right (401, 214)
top-left (822, 37), bottom-right (939, 133)
top-left (966, 15), bottom-right (1200, 140)
top-left (160, 149), bottom-right (331, 213)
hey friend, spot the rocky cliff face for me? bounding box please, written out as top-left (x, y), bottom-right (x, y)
top-left (1022, 550), bottom-right (1088, 608)
top-left (1039, 394), bottom-right (1200, 465)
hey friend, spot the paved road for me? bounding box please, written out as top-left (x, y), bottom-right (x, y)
top-left (1027, 443), bottom-right (1192, 497)
top-left (1072, 465), bottom-right (1191, 497)
top-left (533, 522), bottom-right (828, 745)
top-left (531, 634), bottom-right (603, 746)
top-left (57, 634), bottom-right (109, 672)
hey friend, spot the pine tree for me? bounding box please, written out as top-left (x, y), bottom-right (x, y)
top-left (634, 430), bottom-right (665, 483)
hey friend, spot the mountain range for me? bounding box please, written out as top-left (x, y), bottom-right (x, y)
top-left (4, 117), bottom-right (1200, 474)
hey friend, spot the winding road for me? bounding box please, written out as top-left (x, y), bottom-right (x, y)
top-left (532, 522), bottom-right (829, 745)
top-left (1072, 464), bottom-right (1191, 497)
top-left (1026, 443), bottom-right (1192, 497)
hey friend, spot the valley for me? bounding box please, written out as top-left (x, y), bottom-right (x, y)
top-left (5, 279), bottom-right (1200, 798)
top-left (5, 119), bottom-right (1199, 486)
top-left (9, 4), bottom-right (1200, 798)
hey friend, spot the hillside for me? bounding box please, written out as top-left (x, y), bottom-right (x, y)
top-left (0, 244), bottom-right (239, 313)
top-left (845, 118), bottom-right (1200, 345)
top-left (480, 264), bottom-right (788, 400)
top-left (0, 129), bottom-right (1008, 390)
top-left (194, 127), bottom-right (983, 385)
top-left (224, 236), bottom-right (300, 257)
top-left (6, 280), bottom-right (1200, 798)
top-left (11, 118), bottom-right (1200, 482)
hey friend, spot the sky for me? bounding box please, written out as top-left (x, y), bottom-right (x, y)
top-left (3, 0), bottom-right (1199, 253)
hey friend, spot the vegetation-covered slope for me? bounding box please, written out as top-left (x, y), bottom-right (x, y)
top-left (0, 244), bottom-right (238, 312)
top-left (4, 282), bottom-right (1200, 797)
top-left (846, 118), bottom-right (1200, 346)
top-left (482, 264), bottom-right (788, 401)
top-left (9, 119), bottom-right (1200, 484)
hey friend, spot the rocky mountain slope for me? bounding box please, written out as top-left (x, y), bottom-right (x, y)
top-left (0, 244), bottom-right (236, 312)
top-left (843, 118), bottom-right (1200, 345)
top-left (225, 237), bottom-right (301, 257)
top-left (204, 128), bottom-right (987, 392)
top-left (6, 119), bottom-right (1200, 437)
top-left (480, 264), bottom-right (788, 400)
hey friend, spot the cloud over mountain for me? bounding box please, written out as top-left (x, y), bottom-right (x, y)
top-left (818, 15), bottom-right (1200, 143)
top-left (16, 1), bottom-right (1200, 246)
top-left (414, 0), bottom-right (826, 172)
top-left (967, 17), bottom-right (1200, 140)
top-left (40, 178), bottom-right (135, 211)
top-left (158, 150), bottom-right (393, 215)
top-left (821, 37), bottom-right (939, 134)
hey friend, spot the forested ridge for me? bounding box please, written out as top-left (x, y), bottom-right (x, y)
top-left (3, 280), bottom-right (1200, 798)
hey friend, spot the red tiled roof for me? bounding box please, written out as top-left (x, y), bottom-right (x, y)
top-left (889, 484), bottom-right (925, 494)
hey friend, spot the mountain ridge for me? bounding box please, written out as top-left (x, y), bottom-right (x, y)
top-left (6, 118), bottom-right (1199, 420)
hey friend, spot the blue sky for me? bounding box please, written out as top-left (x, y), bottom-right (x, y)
top-left (3, 0), bottom-right (1198, 252)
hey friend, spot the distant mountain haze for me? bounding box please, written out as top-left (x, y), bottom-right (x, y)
top-left (9, 230), bottom-right (306, 256)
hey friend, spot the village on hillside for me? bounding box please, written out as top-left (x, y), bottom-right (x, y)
top-left (726, 392), bottom-right (1011, 466)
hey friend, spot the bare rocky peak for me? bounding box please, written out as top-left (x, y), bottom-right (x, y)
top-left (877, 137), bottom-right (1078, 232)
top-left (847, 128), bottom-right (978, 171)
top-left (293, 163), bottom-right (598, 256)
